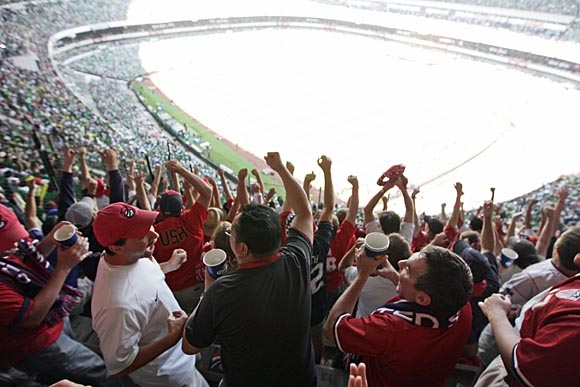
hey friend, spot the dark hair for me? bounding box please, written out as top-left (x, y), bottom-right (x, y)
top-left (233, 203), bottom-right (281, 259)
top-left (335, 208), bottom-right (348, 225)
top-left (427, 218), bottom-right (444, 238)
top-left (104, 238), bottom-right (126, 256)
top-left (460, 230), bottom-right (481, 247)
top-left (379, 211), bottom-right (401, 235)
top-left (556, 226), bottom-right (580, 271)
top-left (386, 233), bottom-right (411, 270)
top-left (469, 217), bottom-right (483, 232)
top-left (415, 246), bottom-right (473, 320)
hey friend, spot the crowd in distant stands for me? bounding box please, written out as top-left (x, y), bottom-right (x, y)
top-left (317, 0), bottom-right (580, 40)
top-left (1, 1), bottom-right (580, 386)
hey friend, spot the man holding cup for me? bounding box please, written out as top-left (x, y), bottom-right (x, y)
top-left (182, 152), bottom-right (316, 387)
top-left (324, 245), bottom-right (473, 387)
top-left (0, 204), bottom-right (111, 385)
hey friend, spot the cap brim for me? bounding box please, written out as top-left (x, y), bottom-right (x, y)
top-left (123, 209), bottom-right (159, 239)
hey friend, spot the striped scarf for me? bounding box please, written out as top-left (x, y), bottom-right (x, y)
top-left (0, 239), bottom-right (82, 328)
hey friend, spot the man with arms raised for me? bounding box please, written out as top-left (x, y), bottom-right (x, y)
top-left (325, 245), bottom-right (473, 387)
top-left (183, 152), bottom-right (315, 387)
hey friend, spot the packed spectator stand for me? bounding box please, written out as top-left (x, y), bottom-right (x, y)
top-left (1, 0), bottom-right (580, 386)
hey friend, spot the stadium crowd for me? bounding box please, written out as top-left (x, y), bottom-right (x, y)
top-left (1, 0), bottom-right (580, 386)
top-left (317, 0), bottom-right (580, 40)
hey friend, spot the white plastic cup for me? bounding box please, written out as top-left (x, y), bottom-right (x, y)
top-left (500, 248), bottom-right (519, 268)
top-left (54, 224), bottom-right (78, 248)
top-left (364, 232), bottom-right (390, 259)
top-left (203, 249), bottom-right (228, 279)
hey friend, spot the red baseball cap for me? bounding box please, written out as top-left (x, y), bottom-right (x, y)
top-left (93, 203), bottom-right (158, 247)
top-left (0, 204), bottom-right (28, 251)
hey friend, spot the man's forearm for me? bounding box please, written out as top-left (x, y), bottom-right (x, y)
top-left (280, 168), bottom-right (310, 221)
top-left (481, 215), bottom-right (495, 253)
top-left (115, 335), bottom-right (179, 376)
top-left (364, 187), bottom-right (386, 224)
top-left (324, 274), bottom-right (367, 340)
top-left (488, 313), bottom-right (521, 371)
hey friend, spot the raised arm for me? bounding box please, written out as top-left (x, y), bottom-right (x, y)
top-left (395, 174), bottom-right (413, 223)
top-left (171, 169), bottom-right (181, 194)
top-left (506, 211), bottom-right (523, 241)
top-left (551, 185), bottom-right (568, 237)
top-left (346, 175), bottom-right (359, 226)
top-left (103, 148), bottom-right (124, 204)
top-left (535, 205), bottom-right (555, 257)
top-left (182, 179), bottom-right (195, 210)
top-left (411, 188), bottom-right (421, 238)
top-left (227, 168), bottom-right (249, 222)
top-left (282, 161), bottom-right (295, 214)
top-left (206, 176), bottom-right (222, 208)
top-left (363, 181), bottom-right (395, 226)
top-left (126, 160), bottom-right (137, 200)
top-left (265, 152), bottom-right (313, 242)
top-left (58, 148), bottom-right (77, 221)
top-left (440, 203), bottom-right (447, 223)
top-left (78, 147), bottom-right (90, 185)
top-left (303, 171), bottom-right (316, 207)
top-left (264, 187), bottom-right (276, 206)
top-left (150, 164), bottom-right (162, 199)
top-left (446, 182), bottom-right (463, 229)
top-left (134, 172), bottom-right (152, 211)
top-left (251, 169), bottom-right (265, 196)
top-left (481, 200), bottom-right (495, 254)
top-left (217, 167), bottom-right (234, 204)
top-left (318, 156), bottom-right (334, 223)
top-left (165, 160), bottom-right (212, 209)
top-left (24, 179), bottom-right (39, 230)
top-left (524, 198), bottom-right (538, 231)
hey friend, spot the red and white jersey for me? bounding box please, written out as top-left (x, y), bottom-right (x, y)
top-left (154, 203), bottom-right (208, 291)
top-left (326, 220), bottom-right (356, 294)
top-left (333, 302), bottom-right (472, 387)
top-left (510, 274), bottom-right (580, 387)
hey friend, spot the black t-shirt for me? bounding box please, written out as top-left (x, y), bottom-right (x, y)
top-left (468, 251), bottom-right (500, 344)
top-left (185, 228), bottom-right (316, 387)
top-left (310, 221), bottom-right (333, 325)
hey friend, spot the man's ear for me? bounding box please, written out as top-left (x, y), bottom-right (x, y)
top-left (234, 241), bottom-right (249, 259)
top-left (573, 253), bottom-right (580, 267)
top-left (416, 291), bottom-right (431, 307)
top-left (108, 244), bottom-right (124, 254)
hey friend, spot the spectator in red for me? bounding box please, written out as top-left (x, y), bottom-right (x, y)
top-left (153, 159), bottom-right (212, 313)
top-left (324, 245), bottom-right (473, 387)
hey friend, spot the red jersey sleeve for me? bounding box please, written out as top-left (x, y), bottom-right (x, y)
top-left (511, 302), bottom-right (580, 387)
top-left (333, 312), bottom-right (395, 358)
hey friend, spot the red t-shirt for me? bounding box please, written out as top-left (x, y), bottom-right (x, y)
top-left (411, 225), bottom-right (458, 252)
top-left (154, 203), bottom-right (208, 291)
top-left (509, 275), bottom-right (580, 387)
top-left (326, 220), bottom-right (356, 294)
top-left (411, 231), bottom-right (429, 253)
top-left (334, 302), bottom-right (472, 387)
top-left (0, 256), bottom-right (64, 365)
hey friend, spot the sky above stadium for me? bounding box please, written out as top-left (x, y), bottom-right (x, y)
top-left (128, 0), bottom-right (580, 214)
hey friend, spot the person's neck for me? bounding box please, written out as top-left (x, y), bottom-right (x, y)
top-left (552, 256), bottom-right (579, 277)
top-left (104, 253), bottom-right (138, 266)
